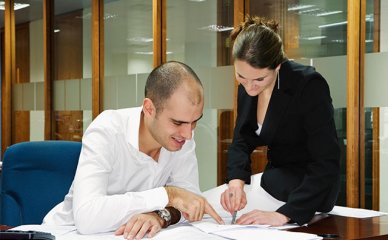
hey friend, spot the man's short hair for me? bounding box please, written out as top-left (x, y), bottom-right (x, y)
top-left (144, 61), bottom-right (202, 114)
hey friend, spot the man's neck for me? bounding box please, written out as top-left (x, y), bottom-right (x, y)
top-left (139, 112), bottom-right (161, 161)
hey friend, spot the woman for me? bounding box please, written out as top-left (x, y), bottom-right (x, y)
top-left (220, 16), bottom-right (340, 226)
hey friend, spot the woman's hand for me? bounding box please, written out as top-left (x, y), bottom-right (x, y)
top-left (115, 212), bottom-right (163, 239)
top-left (236, 210), bottom-right (290, 226)
top-left (220, 179), bottom-right (247, 213)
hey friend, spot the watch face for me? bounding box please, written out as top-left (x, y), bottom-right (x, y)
top-left (159, 209), bottom-right (171, 222)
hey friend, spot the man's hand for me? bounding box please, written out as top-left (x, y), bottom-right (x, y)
top-left (236, 210), bottom-right (290, 226)
top-left (115, 212), bottom-right (163, 240)
top-left (220, 179), bottom-right (247, 213)
top-left (165, 186), bottom-right (224, 224)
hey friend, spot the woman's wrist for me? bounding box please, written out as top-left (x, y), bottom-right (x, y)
top-left (228, 179), bottom-right (245, 189)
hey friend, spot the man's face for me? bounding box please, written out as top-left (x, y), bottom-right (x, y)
top-left (148, 85), bottom-right (204, 152)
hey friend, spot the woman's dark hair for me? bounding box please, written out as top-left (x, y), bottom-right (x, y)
top-left (231, 15), bottom-right (286, 69)
top-left (145, 61), bottom-right (202, 114)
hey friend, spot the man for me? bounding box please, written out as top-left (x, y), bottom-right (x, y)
top-left (43, 61), bottom-right (223, 239)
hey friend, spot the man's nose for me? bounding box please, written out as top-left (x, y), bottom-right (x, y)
top-left (181, 124), bottom-right (193, 140)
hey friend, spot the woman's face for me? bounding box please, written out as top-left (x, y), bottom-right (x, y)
top-left (234, 59), bottom-right (279, 96)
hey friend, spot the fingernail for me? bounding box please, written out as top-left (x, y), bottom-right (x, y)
top-left (123, 232), bottom-right (128, 238)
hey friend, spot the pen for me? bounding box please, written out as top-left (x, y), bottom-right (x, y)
top-left (231, 211), bottom-right (237, 224)
top-left (229, 192), bottom-right (237, 224)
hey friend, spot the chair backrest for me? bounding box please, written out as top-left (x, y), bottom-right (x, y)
top-left (0, 141), bottom-right (81, 226)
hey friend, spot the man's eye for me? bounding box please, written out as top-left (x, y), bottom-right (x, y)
top-left (173, 122), bottom-right (182, 126)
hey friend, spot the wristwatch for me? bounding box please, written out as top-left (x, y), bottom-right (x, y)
top-left (154, 208), bottom-right (172, 228)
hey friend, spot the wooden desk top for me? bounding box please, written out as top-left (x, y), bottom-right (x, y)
top-left (290, 214), bottom-right (388, 239)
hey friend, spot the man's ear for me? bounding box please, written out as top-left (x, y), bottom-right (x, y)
top-left (143, 98), bottom-right (155, 116)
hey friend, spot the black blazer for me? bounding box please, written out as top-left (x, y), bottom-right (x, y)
top-left (227, 60), bottom-right (341, 225)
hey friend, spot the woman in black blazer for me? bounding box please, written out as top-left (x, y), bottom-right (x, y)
top-left (220, 16), bottom-right (341, 226)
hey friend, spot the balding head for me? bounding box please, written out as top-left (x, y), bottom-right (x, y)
top-left (145, 61), bottom-right (203, 115)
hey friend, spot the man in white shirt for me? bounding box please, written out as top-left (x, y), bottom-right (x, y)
top-left (43, 61), bottom-right (223, 239)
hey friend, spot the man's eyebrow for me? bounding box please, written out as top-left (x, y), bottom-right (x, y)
top-left (172, 114), bottom-right (203, 124)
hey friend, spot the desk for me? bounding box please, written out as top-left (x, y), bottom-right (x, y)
top-left (2, 215), bottom-right (388, 239)
top-left (290, 215), bottom-right (388, 239)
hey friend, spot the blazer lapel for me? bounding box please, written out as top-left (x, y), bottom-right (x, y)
top-left (260, 63), bottom-right (294, 145)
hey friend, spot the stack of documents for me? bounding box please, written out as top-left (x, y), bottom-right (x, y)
top-left (12, 222), bottom-right (321, 240)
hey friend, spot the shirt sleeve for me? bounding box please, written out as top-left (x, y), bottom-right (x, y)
top-left (72, 113), bottom-right (169, 234)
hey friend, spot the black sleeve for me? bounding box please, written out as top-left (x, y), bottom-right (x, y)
top-left (226, 85), bottom-right (257, 184)
top-left (276, 74), bottom-right (341, 225)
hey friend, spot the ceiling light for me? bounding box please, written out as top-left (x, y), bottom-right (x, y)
top-left (300, 36), bottom-right (327, 40)
top-left (127, 37), bottom-right (153, 43)
top-left (198, 25), bottom-right (234, 32)
top-left (288, 4), bottom-right (315, 11)
top-left (298, 8), bottom-right (320, 14)
top-left (318, 21), bottom-right (347, 28)
top-left (316, 11), bottom-right (343, 17)
top-left (331, 39), bottom-right (345, 43)
top-left (0, 1), bottom-right (30, 10)
top-left (135, 51), bottom-right (173, 55)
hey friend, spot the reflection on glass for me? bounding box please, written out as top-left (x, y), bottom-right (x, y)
top-left (251, 0), bottom-right (348, 58)
top-left (11, 0), bottom-right (44, 142)
top-left (167, 0), bottom-right (234, 191)
top-left (104, 0), bottom-right (153, 110)
top-left (250, 0), bottom-right (348, 206)
top-left (53, 1), bottom-right (92, 141)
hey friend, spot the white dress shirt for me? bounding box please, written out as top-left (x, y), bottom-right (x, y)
top-left (43, 107), bottom-right (200, 234)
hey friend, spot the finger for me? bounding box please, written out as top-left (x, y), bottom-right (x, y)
top-left (135, 221), bottom-right (151, 240)
top-left (204, 202), bottom-right (224, 224)
top-left (197, 198), bottom-right (205, 221)
top-left (238, 193), bottom-right (247, 210)
top-left (222, 191), bottom-right (233, 213)
top-left (147, 224), bottom-right (161, 238)
top-left (191, 200), bottom-right (200, 221)
top-left (242, 197), bottom-right (248, 209)
top-left (114, 225), bottom-right (126, 235)
top-left (123, 220), bottom-right (136, 239)
top-left (126, 218), bottom-right (143, 240)
top-left (228, 191), bottom-right (235, 213)
top-left (220, 192), bottom-right (228, 211)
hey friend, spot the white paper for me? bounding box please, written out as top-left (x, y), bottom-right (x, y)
top-left (202, 173), bottom-right (285, 219)
top-left (191, 220), bottom-right (270, 234)
top-left (212, 227), bottom-right (322, 240)
top-left (329, 206), bottom-right (388, 218)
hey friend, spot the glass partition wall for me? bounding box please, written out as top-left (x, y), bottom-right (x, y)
top-left (103, 0), bottom-right (153, 110)
top-left (52, 1), bottom-right (92, 141)
top-left (167, 0), bottom-right (234, 190)
top-left (11, 1), bottom-right (44, 142)
top-left (250, 0), bottom-right (349, 205)
top-left (364, 0), bottom-right (388, 211)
